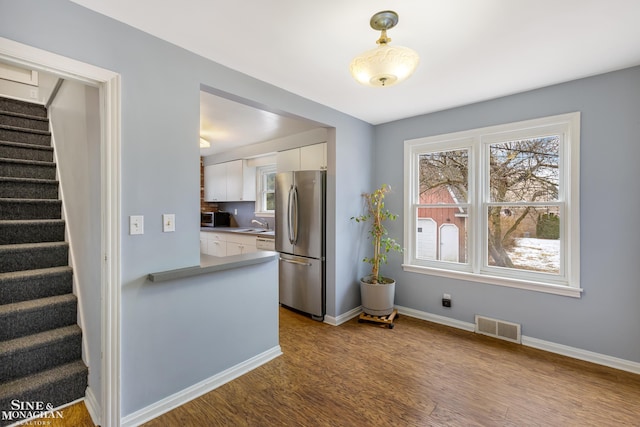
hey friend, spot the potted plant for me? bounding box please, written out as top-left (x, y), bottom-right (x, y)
top-left (352, 184), bottom-right (403, 316)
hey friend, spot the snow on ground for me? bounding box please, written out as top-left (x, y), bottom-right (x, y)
top-left (508, 237), bottom-right (559, 273)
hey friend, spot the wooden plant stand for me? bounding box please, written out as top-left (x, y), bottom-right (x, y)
top-left (358, 309), bottom-right (398, 329)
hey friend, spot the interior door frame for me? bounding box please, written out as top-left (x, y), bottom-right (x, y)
top-left (0, 37), bottom-right (122, 427)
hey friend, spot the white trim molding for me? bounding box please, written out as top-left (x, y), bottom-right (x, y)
top-left (395, 305), bottom-right (640, 375)
top-left (121, 346), bottom-right (283, 427)
top-left (324, 306), bottom-right (362, 326)
top-left (396, 305), bottom-right (475, 332)
top-left (0, 37), bottom-right (122, 427)
top-left (403, 112), bottom-right (581, 296)
top-left (522, 336), bottom-right (640, 375)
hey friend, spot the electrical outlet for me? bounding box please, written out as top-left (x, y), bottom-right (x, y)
top-left (442, 293), bottom-right (452, 308)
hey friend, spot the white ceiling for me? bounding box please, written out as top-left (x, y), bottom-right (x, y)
top-left (70, 0), bottom-right (640, 152)
top-left (198, 91), bottom-right (322, 156)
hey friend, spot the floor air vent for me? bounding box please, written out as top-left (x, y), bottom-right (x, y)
top-left (475, 315), bottom-right (521, 344)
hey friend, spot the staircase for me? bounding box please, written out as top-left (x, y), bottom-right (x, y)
top-left (0, 97), bottom-right (87, 426)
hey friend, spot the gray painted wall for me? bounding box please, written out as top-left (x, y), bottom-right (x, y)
top-left (0, 0), bottom-right (373, 417)
top-left (48, 79), bottom-right (102, 406)
top-left (373, 66), bottom-right (640, 363)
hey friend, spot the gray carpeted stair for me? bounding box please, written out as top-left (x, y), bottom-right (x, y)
top-left (0, 157), bottom-right (57, 179)
top-left (0, 360), bottom-right (88, 423)
top-left (0, 177), bottom-right (59, 199)
top-left (0, 198), bottom-right (62, 219)
top-left (0, 266), bottom-right (73, 305)
top-left (0, 141), bottom-right (54, 162)
top-left (0, 96), bottom-right (86, 425)
top-left (0, 325), bottom-right (82, 382)
top-left (0, 219), bottom-right (66, 245)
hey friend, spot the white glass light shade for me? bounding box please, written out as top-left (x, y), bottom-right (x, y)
top-left (350, 44), bottom-right (419, 87)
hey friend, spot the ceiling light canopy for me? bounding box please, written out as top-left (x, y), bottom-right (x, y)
top-left (350, 10), bottom-right (419, 87)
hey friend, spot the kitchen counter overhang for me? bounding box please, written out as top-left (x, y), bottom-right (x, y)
top-left (148, 251), bottom-right (278, 283)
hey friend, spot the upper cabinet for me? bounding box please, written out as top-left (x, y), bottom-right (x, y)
top-left (276, 143), bottom-right (327, 172)
top-left (204, 160), bottom-right (256, 202)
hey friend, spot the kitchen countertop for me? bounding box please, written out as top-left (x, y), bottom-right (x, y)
top-left (148, 251), bottom-right (278, 283)
top-left (200, 227), bottom-right (275, 238)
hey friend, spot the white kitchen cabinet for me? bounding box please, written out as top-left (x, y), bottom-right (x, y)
top-left (199, 236), bottom-right (207, 254)
top-left (276, 143), bottom-right (326, 172)
top-left (200, 232), bottom-right (227, 257)
top-left (204, 160), bottom-right (256, 201)
top-left (207, 239), bottom-right (227, 257)
top-left (204, 163), bottom-right (227, 201)
top-left (200, 231), bottom-right (256, 256)
top-left (226, 234), bottom-right (258, 256)
top-left (276, 148), bottom-right (301, 173)
top-left (300, 143), bottom-right (327, 170)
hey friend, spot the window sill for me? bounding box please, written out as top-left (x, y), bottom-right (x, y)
top-left (401, 264), bottom-right (582, 298)
top-left (253, 212), bottom-right (274, 218)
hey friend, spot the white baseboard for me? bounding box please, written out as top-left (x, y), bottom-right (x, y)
top-left (324, 306), bottom-right (362, 326)
top-left (84, 386), bottom-right (101, 427)
top-left (522, 336), bottom-right (640, 375)
top-left (121, 346), bottom-right (282, 427)
top-left (395, 305), bottom-right (476, 332)
top-left (394, 305), bottom-right (640, 375)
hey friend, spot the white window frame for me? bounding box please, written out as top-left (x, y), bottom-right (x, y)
top-left (254, 164), bottom-right (276, 217)
top-left (403, 112), bottom-right (581, 297)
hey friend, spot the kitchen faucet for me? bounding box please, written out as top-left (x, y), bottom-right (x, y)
top-left (251, 218), bottom-right (269, 230)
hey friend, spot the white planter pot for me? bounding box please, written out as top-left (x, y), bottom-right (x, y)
top-left (360, 277), bottom-right (396, 316)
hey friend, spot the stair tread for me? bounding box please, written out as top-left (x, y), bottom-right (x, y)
top-left (0, 265), bottom-right (72, 281)
top-left (0, 324), bottom-right (80, 355)
top-left (0, 140), bottom-right (53, 151)
top-left (0, 176), bottom-right (58, 184)
top-left (0, 359), bottom-right (86, 397)
top-left (0, 110), bottom-right (49, 122)
top-left (0, 198), bottom-right (61, 204)
top-left (0, 293), bottom-right (76, 315)
top-left (0, 157), bottom-right (55, 166)
top-left (0, 219), bottom-right (65, 225)
top-left (0, 124), bottom-right (51, 136)
top-left (0, 241), bottom-right (67, 250)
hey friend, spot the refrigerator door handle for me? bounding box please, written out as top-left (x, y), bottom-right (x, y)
top-left (287, 185), bottom-right (295, 244)
top-left (279, 257), bottom-right (312, 267)
top-left (292, 185), bottom-right (299, 244)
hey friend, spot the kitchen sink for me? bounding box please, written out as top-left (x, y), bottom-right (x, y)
top-left (228, 228), bottom-right (271, 234)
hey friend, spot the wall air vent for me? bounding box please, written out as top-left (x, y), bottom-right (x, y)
top-left (474, 315), bottom-right (521, 344)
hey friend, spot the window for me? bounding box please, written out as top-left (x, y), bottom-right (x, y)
top-left (255, 165), bottom-right (276, 215)
top-left (404, 113), bottom-right (581, 297)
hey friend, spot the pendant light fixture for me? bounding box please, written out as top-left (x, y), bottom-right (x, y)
top-left (349, 10), bottom-right (419, 87)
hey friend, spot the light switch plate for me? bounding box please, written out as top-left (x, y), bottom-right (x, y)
top-left (129, 215), bottom-right (144, 235)
top-left (162, 214), bottom-right (175, 232)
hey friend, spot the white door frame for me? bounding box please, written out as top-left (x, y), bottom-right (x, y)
top-left (0, 37), bottom-right (122, 427)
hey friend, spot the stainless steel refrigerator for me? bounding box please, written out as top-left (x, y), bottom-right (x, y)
top-left (275, 170), bottom-right (325, 321)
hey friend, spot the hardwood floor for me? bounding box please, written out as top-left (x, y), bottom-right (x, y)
top-left (143, 307), bottom-right (640, 426)
top-left (31, 307), bottom-right (640, 426)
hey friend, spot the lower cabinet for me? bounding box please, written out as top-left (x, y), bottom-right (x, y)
top-left (200, 231), bottom-right (263, 256)
top-left (207, 239), bottom-right (227, 257)
top-left (226, 235), bottom-right (258, 256)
